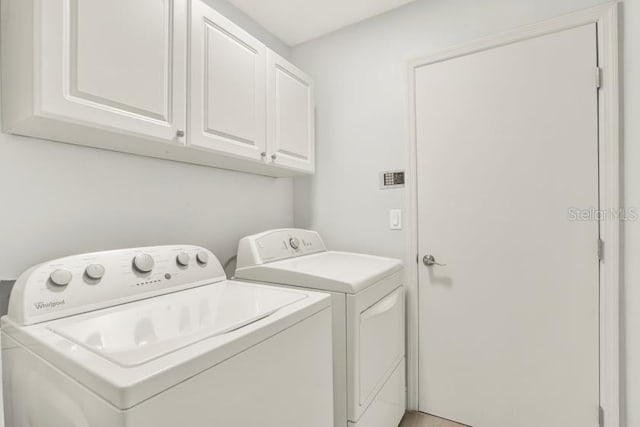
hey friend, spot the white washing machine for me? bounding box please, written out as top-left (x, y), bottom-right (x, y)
top-left (235, 229), bottom-right (406, 427)
top-left (2, 245), bottom-right (334, 427)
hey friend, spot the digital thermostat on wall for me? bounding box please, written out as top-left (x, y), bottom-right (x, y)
top-left (380, 170), bottom-right (405, 189)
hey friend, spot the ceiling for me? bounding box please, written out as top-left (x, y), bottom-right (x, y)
top-left (226, 0), bottom-right (417, 46)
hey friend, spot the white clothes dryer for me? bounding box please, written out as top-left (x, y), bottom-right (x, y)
top-left (235, 229), bottom-right (406, 427)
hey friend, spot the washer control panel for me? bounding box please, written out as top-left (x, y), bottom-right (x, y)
top-left (7, 245), bottom-right (226, 326)
top-left (236, 229), bottom-right (326, 269)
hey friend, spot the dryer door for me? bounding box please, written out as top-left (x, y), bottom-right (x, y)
top-left (359, 287), bottom-right (404, 403)
top-left (347, 272), bottom-right (404, 421)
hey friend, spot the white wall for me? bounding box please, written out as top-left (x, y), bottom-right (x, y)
top-left (0, 0), bottom-right (293, 279)
top-left (622, 0), bottom-right (640, 426)
top-left (291, 0), bottom-right (640, 425)
top-left (291, 0), bottom-right (609, 256)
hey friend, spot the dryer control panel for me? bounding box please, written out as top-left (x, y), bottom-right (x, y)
top-left (7, 245), bottom-right (226, 326)
top-left (236, 229), bottom-right (326, 269)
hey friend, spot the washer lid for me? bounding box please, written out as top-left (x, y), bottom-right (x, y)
top-left (47, 281), bottom-right (307, 367)
top-left (1, 280), bottom-right (330, 410)
top-left (235, 251), bottom-right (403, 294)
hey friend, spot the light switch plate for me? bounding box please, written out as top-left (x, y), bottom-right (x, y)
top-left (389, 209), bottom-right (402, 230)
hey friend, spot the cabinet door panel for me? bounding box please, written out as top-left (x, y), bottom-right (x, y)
top-left (39, 0), bottom-right (186, 142)
top-left (267, 51), bottom-right (314, 173)
top-left (71, 0), bottom-right (168, 120)
top-left (190, 0), bottom-right (266, 160)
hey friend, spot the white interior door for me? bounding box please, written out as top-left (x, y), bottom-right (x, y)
top-left (40, 0), bottom-right (186, 142)
top-left (190, 0), bottom-right (267, 160)
top-left (415, 24), bottom-right (599, 427)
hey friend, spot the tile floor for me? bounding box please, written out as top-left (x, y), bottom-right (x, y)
top-left (399, 411), bottom-right (468, 427)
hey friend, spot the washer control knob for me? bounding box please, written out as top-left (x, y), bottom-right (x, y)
top-left (289, 237), bottom-right (300, 250)
top-left (176, 252), bottom-right (190, 267)
top-left (85, 264), bottom-right (106, 280)
top-left (50, 269), bottom-right (72, 287)
top-left (133, 254), bottom-right (155, 273)
top-left (196, 251), bottom-right (209, 265)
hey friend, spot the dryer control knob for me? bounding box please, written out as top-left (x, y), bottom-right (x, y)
top-left (133, 254), bottom-right (155, 273)
top-left (85, 264), bottom-right (106, 280)
top-left (196, 251), bottom-right (209, 265)
top-left (289, 237), bottom-right (300, 250)
top-left (176, 252), bottom-right (190, 267)
top-left (50, 269), bottom-right (72, 287)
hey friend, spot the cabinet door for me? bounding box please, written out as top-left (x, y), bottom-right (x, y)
top-left (190, 0), bottom-right (267, 161)
top-left (39, 0), bottom-right (187, 143)
top-left (267, 51), bottom-right (315, 173)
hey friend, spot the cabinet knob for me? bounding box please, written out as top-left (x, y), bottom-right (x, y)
top-left (176, 129), bottom-right (185, 138)
top-left (261, 152), bottom-right (266, 157)
top-left (271, 154), bottom-right (277, 160)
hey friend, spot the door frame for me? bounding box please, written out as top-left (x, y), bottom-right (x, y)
top-left (404, 2), bottom-right (621, 425)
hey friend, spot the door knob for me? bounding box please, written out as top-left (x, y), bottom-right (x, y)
top-left (423, 254), bottom-right (446, 267)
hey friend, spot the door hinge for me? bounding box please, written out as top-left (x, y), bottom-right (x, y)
top-left (596, 67), bottom-right (602, 89)
top-left (599, 405), bottom-right (604, 427)
top-left (598, 238), bottom-right (604, 262)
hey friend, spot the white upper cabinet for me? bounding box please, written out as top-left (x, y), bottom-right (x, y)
top-left (189, 0), bottom-right (267, 161)
top-left (1, 0), bottom-right (314, 176)
top-left (267, 51), bottom-right (315, 173)
top-left (1, 0), bottom-right (187, 144)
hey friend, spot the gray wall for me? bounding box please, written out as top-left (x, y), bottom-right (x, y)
top-left (0, 0), bottom-right (293, 280)
top-left (291, 0), bottom-right (640, 425)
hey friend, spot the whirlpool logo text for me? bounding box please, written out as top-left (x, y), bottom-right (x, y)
top-left (33, 300), bottom-right (65, 310)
